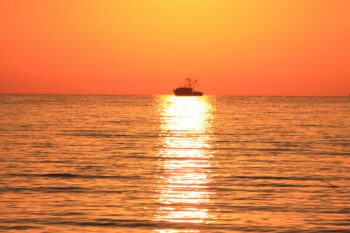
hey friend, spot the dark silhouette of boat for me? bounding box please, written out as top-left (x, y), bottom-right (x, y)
top-left (173, 78), bottom-right (203, 96)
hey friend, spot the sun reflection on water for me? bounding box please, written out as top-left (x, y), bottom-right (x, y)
top-left (155, 230), bottom-right (200, 233)
top-left (155, 95), bottom-right (215, 228)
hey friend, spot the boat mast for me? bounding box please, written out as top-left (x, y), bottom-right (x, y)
top-left (184, 78), bottom-right (198, 89)
top-left (185, 78), bottom-right (192, 88)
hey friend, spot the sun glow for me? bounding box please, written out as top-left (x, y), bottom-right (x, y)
top-left (155, 95), bottom-right (215, 225)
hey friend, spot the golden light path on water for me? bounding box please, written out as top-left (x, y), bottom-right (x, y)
top-left (155, 95), bottom-right (215, 232)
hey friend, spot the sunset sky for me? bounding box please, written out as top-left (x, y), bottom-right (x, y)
top-left (1, 0), bottom-right (349, 95)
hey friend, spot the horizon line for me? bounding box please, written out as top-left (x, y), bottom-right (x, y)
top-left (0, 92), bottom-right (348, 97)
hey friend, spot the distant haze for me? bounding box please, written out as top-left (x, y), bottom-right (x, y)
top-left (1, 0), bottom-right (349, 95)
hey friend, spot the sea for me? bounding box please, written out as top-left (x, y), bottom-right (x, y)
top-left (0, 94), bottom-right (349, 233)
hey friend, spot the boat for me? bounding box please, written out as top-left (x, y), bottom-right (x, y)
top-left (173, 78), bottom-right (203, 96)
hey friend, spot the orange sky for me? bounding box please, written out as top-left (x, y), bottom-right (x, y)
top-left (1, 0), bottom-right (349, 95)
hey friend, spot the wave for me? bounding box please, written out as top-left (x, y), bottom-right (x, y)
top-left (8, 173), bottom-right (143, 180)
top-left (2, 218), bottom-right (349, 233)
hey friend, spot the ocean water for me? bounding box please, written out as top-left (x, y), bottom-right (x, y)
top-left (0, 94), bottom-right (349, 233)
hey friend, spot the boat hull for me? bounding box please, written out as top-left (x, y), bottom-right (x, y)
top-left (173, 87), bottom-right (203, 96)
top-left (174, 92), bottom-right (203, 96)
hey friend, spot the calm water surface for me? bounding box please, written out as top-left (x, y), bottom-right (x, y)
top-left (0, 95), bottom-right (349, 232)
